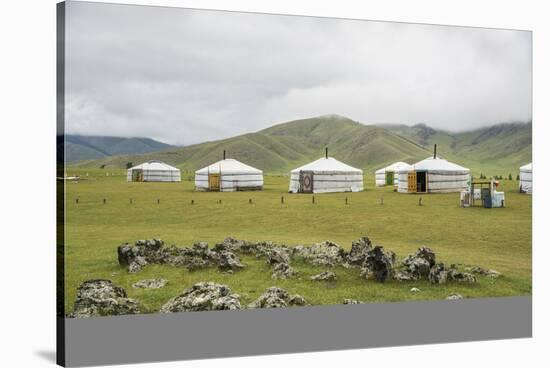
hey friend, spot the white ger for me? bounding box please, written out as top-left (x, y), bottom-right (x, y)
top-left (195, 156), bottom-right (263, 192)
top-left (126, 160), bottom-right (181, 182)
top-left (289, 151), bottom-right (363, 194)
top-left (375, 161), bottom-right (413, 187)
top-left (397, 156), bottom-right (470, 193)
top-left (519, 162), bottom-right (532, 194)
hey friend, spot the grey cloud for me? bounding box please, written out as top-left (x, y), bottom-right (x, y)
top-left (65, 2), bottom-right (532, 145)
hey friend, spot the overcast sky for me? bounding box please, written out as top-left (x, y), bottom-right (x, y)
top-left (65, 2), bottom-right (532, 145)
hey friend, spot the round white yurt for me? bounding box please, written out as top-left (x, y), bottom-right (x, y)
top-left (289, 150), bottom-right (363, 194)
top-left (194, 155), bottom-right (263, 192)
top-left (519, 163), bottom-right (532, 194)
top-left (375, 162), bottom-right (413, 187)
top-left (397, 156), bottom-right (470, 193)
top-left (126, 160), bottom-right (181, 182)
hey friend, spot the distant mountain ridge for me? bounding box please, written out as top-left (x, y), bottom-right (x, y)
top-left (62, 135), bottom-right (174, 162)
top-left (378, 121), bottom-right (532, 173)
top-left (70, 116), bottom-right (532, 175)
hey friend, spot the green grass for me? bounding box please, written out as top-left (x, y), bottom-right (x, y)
top-left (63, 169), bottom-right (532, 314)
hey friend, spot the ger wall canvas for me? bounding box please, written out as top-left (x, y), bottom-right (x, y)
top-left (57, 1), bottom-right (532, 366)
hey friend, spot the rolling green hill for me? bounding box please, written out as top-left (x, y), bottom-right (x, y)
top-left (72, 115), bottom-right (432, 174)
top-left (71, 116), bottom-right (532, 176)
top-left (379, 122), bottom-right (532, 175)
top-left (62, 135), bottom-right (174, 162)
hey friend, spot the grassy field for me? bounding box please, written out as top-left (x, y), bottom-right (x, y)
top-left (63, 169), bottom-right (532, 314)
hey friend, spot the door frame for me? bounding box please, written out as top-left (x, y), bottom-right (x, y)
top-left (208, 173), bottom-right (221, 191)
top-left (132, 169), bottom-right (143, 182)
top-left (416, 170), bottom-right (427, 193)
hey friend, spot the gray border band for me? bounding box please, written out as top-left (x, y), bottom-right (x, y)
top-left (62, 296), bottom-right (531, 367)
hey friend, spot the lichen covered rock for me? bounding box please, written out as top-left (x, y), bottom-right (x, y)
top-left (248, 287), bottom-right (308, 309)
top-left (294, 240), bottom-right (346, 267)
top-left (160, 282), bottom-right (241, 312)
top-left (310, 271), bottom-right (337, 282)
top-left (361, 246), bottom-right (394, 283)
top-left (271, 262), bottom-right (299, 280)
top-left (346, 237), bottom-right (373, 265)
top-left (69, 279), bottom-right (140, 318)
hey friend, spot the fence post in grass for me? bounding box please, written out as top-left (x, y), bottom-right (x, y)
top-left (76, 198), bottom-right (79, 204)
top-left (157, 199), bottom-right (160, 205)
top-left (418, 197), bottom-right (422, 206)
top-left (249, 198), bottom-right (252, 204)
top-left (312, 195), bottom-right (315, 204)
top-left (130, 198), bottom-right (132, 204)
top-left (103, 198), bottom-right (106, 204)
top-left (281, 196), bottom-right (284, 204)
top-left (191, 199), bottom-right (194, 205)
top-left (345, 197), bottom-right (348, 205)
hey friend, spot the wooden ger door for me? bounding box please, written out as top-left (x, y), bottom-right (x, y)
top-left (208, 173), bottom-right (220, 191)
top-left (407, 172), bottom-right (417, 193)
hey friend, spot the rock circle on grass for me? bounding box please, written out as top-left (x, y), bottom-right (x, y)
top-left (69, 279), bottom-right (140, 318)
top-left (160, 282), bottom-right (241, 313)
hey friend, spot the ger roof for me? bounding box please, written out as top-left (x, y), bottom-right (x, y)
top-left (520, 162), bottom-right (532, 171)
top-left (407, 156), bottom-right (469, 172)
top-left (129, 160), bottom-right (180, 171)
top-left (375, 161), bottom-right (412, 174)
top-left (195, 158), bottom-right (262, 175)
top-left (291, 157), bottom-right (362, 173)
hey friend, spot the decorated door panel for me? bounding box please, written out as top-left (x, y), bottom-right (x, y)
top-left (299, 170), bottom-right (314, 193)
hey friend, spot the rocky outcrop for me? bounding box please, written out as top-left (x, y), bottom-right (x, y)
top-left (428, 263), bottom-right (476, 284)
top-left (271, 262), bottom-right (299, 280)
top-left (160, 282), bottom-right (241, 312)
top-left (310, 271), bottom-right (337, 282)
top-left (360, 246), bottom-right (394, 283)
top-left (467, 266), bottom-right (501, 279)
top-left (69, 279), bottom-right (140, 318)
top-left (248, 287), bottom-right (308, 309)
top-left (217, 251), bottom-right (244, 271)
top-left (346, 237), bottom-right (373, 265)
top-left (132, 279), bottom-right (167, 289)
top-left (294, 240), bottom-right (346, 267)
top-left (401, 247), bottom-right (436, 280)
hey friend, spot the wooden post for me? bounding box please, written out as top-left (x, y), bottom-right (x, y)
top-left (76, 198), bottom-right (79, 204)
top-left (345, 197), bottom-right (348, 205)
top-left (312, 195), bottom-right (315, 204)
top-left (103, 198), bottom-right (106, 204)
top-left (157, 199), bottom-right (160, 205)
top-left (418, 197), bottom-right (422, 206)
top-left (130, 198), bottom-right (132, 204)
top-left (281, 196), bottom-right (284, 204)
top-left (191, 199), bottom-right (194, 205)
top-left (249, 198), bottom-right (252, 204)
